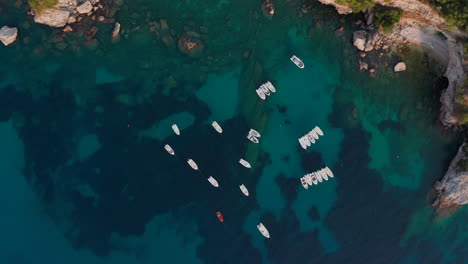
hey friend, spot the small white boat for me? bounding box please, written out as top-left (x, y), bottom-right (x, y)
top-left (298, 137), bottom-right (308, 149)
top-left (239, 158), bottom-right (252, 168)
top-left (309, 130), bottom-right (319, 140)
top-left (315, 171), bottom-right (323, 182)
top-left (240, 184), bottom-right (250, 196)
top-left (306, 133), bottom-right (316, 144)
top-left (321, 169), bottom-right (329, 181)
top-left (305, 174), bottom-right (313, 185)
top-left (256, 88), bottom-right (266, 100)
top-left (249, 129), bottom-right (261, 138)
top-left (164, 144), bottom-right (175, 155)
top-left (207, 176), bottom-right (219, 187)
top-left (311, 173), bottom-right (318, 185)
top-left (300, 177), bottom-right (309, 189)
top-left (247, 134), bottom-right (260, 144)
top-left (260, 85), bottom-right (271, 96)
top-left (211, 121), bottom-right (223, 133)
top-left (257, 223), bottom-right (270, 238)
top-left (187, 159), bottom-right (198, 170)
top-left (325, 167), bottom-right (334, 178)
top-left (265, 81), bottom-right (276, 93)
top-left (171, 124), bottom-right (180, 135)
top-left (304, 137), bottom-right (311, 147)
top-left (314, 126), bottom-right (324, 136)
top-left (290, 55), bottom-right (305, 69)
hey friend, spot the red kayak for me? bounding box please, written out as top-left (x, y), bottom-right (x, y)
top-left (216, 211), bottom-right (224, 223)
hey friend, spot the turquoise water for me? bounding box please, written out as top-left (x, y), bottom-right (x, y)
top-left (0, 0), bottom-right (466, 263)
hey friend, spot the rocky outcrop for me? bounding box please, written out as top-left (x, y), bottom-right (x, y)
top-left (31, 0), bottom-right (103, 28)
top-left (394, 62), bottom-right (406, 72)
top-left (317, 0), bottom-right (352, 14)
top-left (0, 26), bottom-right (18, 46)
top-left (433, 143), bottom-right (468, 214)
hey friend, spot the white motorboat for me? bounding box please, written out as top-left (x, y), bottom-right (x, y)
top-left (247, 135), bottom-right (260, 144)
top-left (256, 88), bottom-right (266, 100)
top-left (325, 166), bottom-right (334, 178)
top-left (260, 84), bottom-right (271, 96)
top-left (171, 124), bottom-right (180, 135)
top-left (265, 81), bottom-right (276, 93)
top-left (300, 177), bottom-right (309, 189)
top-left (315, 171), bottom-right (323, 182)
top-left (164, 144), bottom-right (175, 155)
top-left (311, 173), bottom-right (318, 185)
top-left (257, 223), bottom-right (270, 238)
top-left (249, 129), bottom-right (261, 138)
top-left (240, 184), bottom-right (250, 196)
top-left (306, 133), bottom-right (316, 144)
top-left (239, 158), bottom-right (252, 168)
top-left (314, 126), bottom-right (324, 136)
top-left (290, 55), bottom-right (305, 69)
top-left (211, 121), bottom-right (223, 133)
top-left (187, 159), bottom-right (198, 170)
top-left (298, 137), bottom-right (308, 149)
top-left (305, 174), bottom-right (313, 185)
top-left (304, 136), bottom-right (311, 147)
top-left (320, 169), bottom-right (329, 181)
top-left (309, 130), bottom-right (319, 140)
top-left (207, 176), bottom-right (219, 187)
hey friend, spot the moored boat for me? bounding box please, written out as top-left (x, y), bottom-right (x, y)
top-left (211, 121), bottom-right (223, 133)
top-left (216, 211), bottom-right (224, 222)
top-left (306, 133), bottom-right (316, 144)
top-left (325, 166), bottom-right (334, 178)
top-left (290, 55), bottom-right (305, 68)
top-left (260, 84), bottom-right (271, 96)
top-left (256, 88), bottom-right (266, 100)
top-left (247, 135), bottom-right (260, 144)
top-left (314, 126), bottom-right (324, 136)
top-left (239, 158), bottom-right (252, 168)
top-left (207, 176), bottom-right (219, 187)
top-left (171, 124), bottom-right (180, 135)
top-left (257, 223), bottom-right (270, 238)
top-left (309, 130), bottom-right (319, 140)
top-left (311, 173), bottom-right (318, 185)
top-left (300, 177), bottom-right (309, 189)
top-left (321, 169), bottom-right (329, 181)
top-left (265, 81), bottom-right (276, 92)
top-left (316, 171), bottom-right (323, 182)
top-left (164, 144), bottom-right (175, 155)
top-left (299, 137), bottom-right (308, 149)
top-left (187, 159), bottom-right (198, 170)
top-left (249, 129), bottom-right (261, 138)
top-left (305, 174), bottom-right (313, 185)
top-left (240, 184), bottom-right (250, 196)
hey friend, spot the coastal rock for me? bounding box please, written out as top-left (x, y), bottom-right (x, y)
top-left (394, 62), bottom-right (406, 72)
top-left (76, 1), bottom-right (93, 15)
top-left (112, 22), bottom-right (120, 39)
top-left (358, 60), bottom-right (368, 71)
top-left (353, 30), bottom-right (367, 51)
top-left (317, 0), bottom-right (352, 14)
top-left (433, 143), bottom-right (468, 216)
top-left (0, 26), bottom-right (18, 46)
top-left (33, 8), bottom-right (70, 28)
top-left (178, 35), bottom-right (204, 57)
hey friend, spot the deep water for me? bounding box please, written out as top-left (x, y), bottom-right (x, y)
top-left (0, 0), bottom-right (467, 264)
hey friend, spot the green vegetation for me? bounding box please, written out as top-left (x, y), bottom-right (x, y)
top-left (28, 0), bottom-right (58, 12)
top-left (429, 0), bottom-right (468, 30)
top-left (374, 7), bottom-right (404, 33)
top-left (336, 0), bottom-right (375, 13)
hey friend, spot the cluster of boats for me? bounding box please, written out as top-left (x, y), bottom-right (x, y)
top-left (300, 167), bottom-right (334, 189)
top-left (247, 128), bottom-right (261, 144)
top-left (298, 126), bottom-right (324, 150)
top-left (256, 81), bottom-right (276, 100)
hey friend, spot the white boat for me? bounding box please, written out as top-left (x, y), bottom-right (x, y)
top-left (306, 133), bottom-right (316, 144)
top-left (300, 177), bottom-right (309, 189)
top-left (187, 159), bottom-right (198, 170)
top-left (260, 85), bottom-right (271, 96)
top-left (325, 167), bottom-right (334, 178)
top-left (256, 88), bottom-right (266, 100)
top-left (249, 129), bottom-right (261, 138)
top-left (290, 55), bottom-right (305, 69)
top-left (257, 223), bottom-right (270, 238)
top-left (240, 184), bottom-right (250, 196)
top-left (171, 124), bottom-right (180, 135)
top-left (265, 81), bottom-right (276, 93)
top-left (207, 176), bottom-right (219, 187)
top-left (315, 171), bottom-right (323, 182)
top-left (311, 173), bottom-right (318, 185)
top-left (164, 144), bottom-right (175, 155)
top-left (305, 174), bottom-right (313, 185)
top-left (247, 135), bottom-right (260, 144)
top-left (304, 136), bottom-right (311, 147)
top-left (309, 130), bottom-right (319, 140)
top-left (239, 158), bottom-right (252, 168)
top-left (298, 137), bottom-right (308, 149)
top-left (211, 121), bottom-right (223, 133)
top-left (314, 126), bottom-right (324, 136)
top-left (320, 169), bottom-right (329, 181)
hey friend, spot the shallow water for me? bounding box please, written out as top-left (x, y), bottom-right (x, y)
top-left (0, 0), bottom-right (466, 264)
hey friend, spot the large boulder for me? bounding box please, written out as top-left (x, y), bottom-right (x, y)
top-left (33, 8), bottom-right (70, 28)
top-left (0, 26), bottom-right (18, 46)
top-left (76, 1), bottom-right (93, 15)
top-left (394, 62), bottom-right (406, 72)
top-left (353, 30), bottom-right (367, 51)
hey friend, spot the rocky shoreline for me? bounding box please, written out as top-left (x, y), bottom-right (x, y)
top-left (318, 0), bottom-right (467, 215)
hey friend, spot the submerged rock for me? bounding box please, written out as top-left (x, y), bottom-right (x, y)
top-left (0, 26), bottom-right (18, 46)
top-left (433, 143), bottom-right (468, 216)
top-left (112, 22), bottom-right (121, 39)
top-left (394, 62), bottom-right (406, 72)
top-left (178, 35), bottom-right (204, 57)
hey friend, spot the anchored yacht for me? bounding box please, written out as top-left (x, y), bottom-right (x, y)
top-left (316, 171), bottom-right (323, 182)
top-left (305, 174), bottom-right (313, 185)
top-left (211, 121), bottom-right (223, 133)
top-left (207, 176), bottom-right (219, 187)
top-left (299, 137), bottom-right (308, 149)
top-left (256, 88), bottom-right (266, 100)
top-left (300, 177), bottom-right (309, 189)
top-left (240, 184), bottom-right (250, 196)
top-left (187, 159), bottom-right (198, 170)
top-left (171, 124), bottom-right (180, 135)
top-left (320, 169), bottom-right (329, 181)
top-left (306, 133), bottom-right (316, 144)
top-left (247, 135), bottom-right (260, 144)
top-left (249, 129), bottom-right (261, 138)
top-left (309, 130), bottom-right (319, 140)
top-left (311, 173), bottom-right (318, 185)
top-left (314, 126), bottom-right (324, 136)
top-left (325, 166), bottom-right (334, 178)
top-left (257, 223), bottom-right (270, 238)
top-left (239, 158), bottom-right (252, 168)
top-left (265, 81), bottom-right (276, 93)
top-left (164, 144), bottom-right (175, 155)
top-left (290, 55), bottom-right (305, 68)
